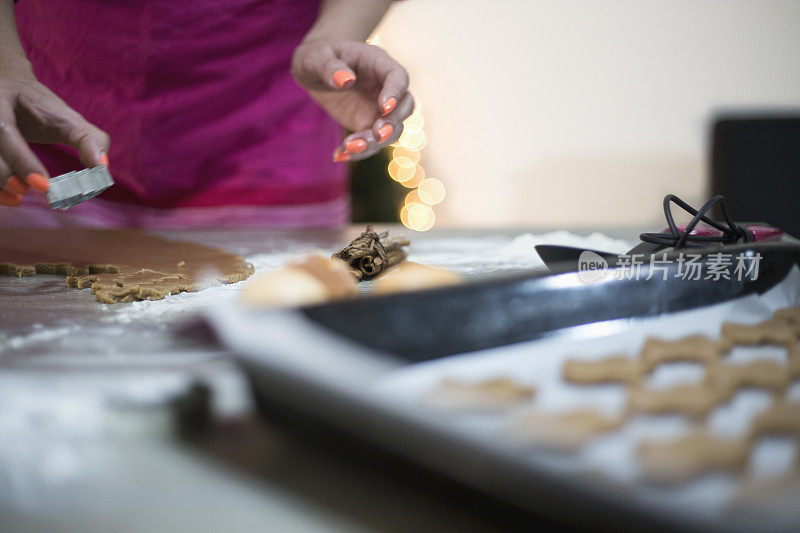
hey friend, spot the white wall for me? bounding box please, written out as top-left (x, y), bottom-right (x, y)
top-left (376, 0), bottom-right (800, 227)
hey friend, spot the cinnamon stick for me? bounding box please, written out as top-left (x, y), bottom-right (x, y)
top-left (333, 225), bottom-right (410, 281)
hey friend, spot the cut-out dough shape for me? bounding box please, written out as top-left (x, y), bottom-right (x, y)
top-left (551, 309), bottom-right (800, 485)
top-left (638, 431), bottom-right (750, 482)
top-left (427, 377), bottom-right (536, 411)
top-left (562, 356), bottom-right (642, 385)
top-left (640, 335), bottom-right (726, 371)
top-left (751, 401), bottom-right (800, 437)
top-left (710, 360), bottom-right (790, 394)
top-left (773, 307), bottom-right (800, 335)
top-left (722, 320), bottom-right (798, 353)
top-left (510, 410), bottom-right (624, 451)
top-left (627, 383), bottom-right (728, 419)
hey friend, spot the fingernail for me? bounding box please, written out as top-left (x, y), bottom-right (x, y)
top-left (333, 151), bottom-right (351, 163)
top-left (381, 97), bottom-right (397, 116)
top-left (0, 191), bottom-right (22, 207)
top-left (345, 139), bottom-right (367, 154)
top-left (100, 153), bottom-right (109, 167)
top-left (4, 176), bottom-right (28, 195)
top-left (333, 70), bottom-right (356, 88)
top-left (26, 173), bottom-right (50, 193)
top-left (378, 124), bottom-right (393, 143)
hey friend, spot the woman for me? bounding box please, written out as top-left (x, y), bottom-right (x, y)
top-left (0, 0), bottom-right (412, 227)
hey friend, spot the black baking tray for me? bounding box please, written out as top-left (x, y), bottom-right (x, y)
top-left (301, 241), bottom-right (800, 360)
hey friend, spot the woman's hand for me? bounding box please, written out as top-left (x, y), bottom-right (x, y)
top-left (292, 40), bottom-right (413, 162)
top-left (0, 71), bottom-right (110, 207)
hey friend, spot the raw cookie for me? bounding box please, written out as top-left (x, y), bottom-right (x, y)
top-left (722, 319), bottom-right (800, 376)
top-left (640, 335), bottom-right (726, 371)
top-left (240, 255), bottom-right (357, 308)
top-left (773, 307), bottom-right (800, 335)
top-left (563, 356), bottom-right (642, 385)
top-left (751, 401), bottom-right (800, 437)
top-left (0, 228), bottom-right (253, 304)
top-left (710, 360), bottom-right (790, 394)
top-left (627, 383), bottom-right (730, 419)
top-left (427, 377), bottom-right (535, 411)
top-left (554, 309), bottom-right (800, 485)
top-left (510, 410), bottom-right (624, 451)
top-left (638, 431), bottom-right (750, 482)
top-left (721, 319), bottom-right (798, 350)
top-left (373, 262), bottom-right (461, 295)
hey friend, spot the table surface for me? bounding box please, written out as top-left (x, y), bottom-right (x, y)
top-left (0, 225), bottom-right (637, 532)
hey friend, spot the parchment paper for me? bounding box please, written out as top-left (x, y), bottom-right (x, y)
top-left (372, 266), bottom-right (800, 524)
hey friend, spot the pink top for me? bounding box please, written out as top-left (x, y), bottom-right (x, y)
top-left (11, 0), bottom-right (349, 228)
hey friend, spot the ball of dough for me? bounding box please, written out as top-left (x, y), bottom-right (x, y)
top-left (240, 268), bottom-right (329, 308)
top-left (292, 255), bottom-right (357, 299)
top-left (373, 262), bottom-right (461, 294)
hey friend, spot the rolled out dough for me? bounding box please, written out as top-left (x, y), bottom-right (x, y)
top-left (0, 228), bottom-right (254, 303)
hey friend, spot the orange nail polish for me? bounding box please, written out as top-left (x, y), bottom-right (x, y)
top-left (333, 151), bottom-right (351, 163)
top-left (333, 70), bottom-right (356, 88)
top-left (4, 176), bottom-right (28, 195)
top-left (26, 173), bottom-right (50, 193)
top-left (100, 153), bottom-right (109, 167)
top-left (0, 191), bottom-right (22, 207)
top-left (381, 97), bottom-right (397, 116)
top-left (345, 139), bottom-right (367, 154)
top-left (378, 124), bottom-right (393, 143)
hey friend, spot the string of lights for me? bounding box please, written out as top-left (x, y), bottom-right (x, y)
top-left (368, 34), bottom-right (444, 232)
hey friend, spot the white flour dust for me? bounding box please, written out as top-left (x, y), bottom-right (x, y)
top-left (3, 232), bottom-right (634, 344)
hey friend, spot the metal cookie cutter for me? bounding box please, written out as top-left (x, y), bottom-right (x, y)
top-left (46, 164), bottom-right (115, 210)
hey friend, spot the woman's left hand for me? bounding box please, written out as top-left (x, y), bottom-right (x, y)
top-left (292, 40), bottom-right (414, 162)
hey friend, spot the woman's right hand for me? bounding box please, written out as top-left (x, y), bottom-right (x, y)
top-left (0, 70), bottom-right (110, 207)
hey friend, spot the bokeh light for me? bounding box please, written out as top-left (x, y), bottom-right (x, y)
top-left (392, 146), bottom-right (420, 164)
top-left (400, 165), bottom-right (425, 189)
top-left (368, 38), bottom-right (441, 232)
top-left (417, 178), bottom-right (446, 205)
top-left (387, 156), bottom-right (417, 183)
top-left (403, 110), bottom-right (425, 134)
top-left (404, 189), bottom-right (422, 205)
top-left (401, 202), bottom-right (435, 232)
top-left (398, 129), bottom-right (427, 152)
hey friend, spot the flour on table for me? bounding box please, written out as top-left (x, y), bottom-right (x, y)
top-left (1, 232), bottom-right (634, 343)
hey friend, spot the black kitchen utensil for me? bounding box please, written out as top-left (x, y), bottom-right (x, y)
top-left (535, 194), bottom-right (783, 273)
